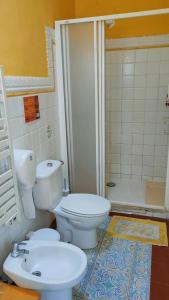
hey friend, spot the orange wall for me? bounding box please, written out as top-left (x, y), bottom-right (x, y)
top-left (74, 0), bottom-right (169, 38)
top-left (0, 0), bottom-right (75, 77)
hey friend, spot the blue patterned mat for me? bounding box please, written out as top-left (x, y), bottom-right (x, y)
top-left (73, 217), bottom-right (152, 300)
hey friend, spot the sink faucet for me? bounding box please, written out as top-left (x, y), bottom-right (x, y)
top-left (11, 242), bottom-right (29, 258)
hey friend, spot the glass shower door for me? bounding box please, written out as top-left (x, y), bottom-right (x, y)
top-left (56, 20), bottom-right (105, 195)
top-left (66, 23), bottom-right (97, 194)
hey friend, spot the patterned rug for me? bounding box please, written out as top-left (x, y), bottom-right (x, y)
top-left (108, 216), bottom-right (168, 246)
top-left (73, 217), bottom-right (152, 300)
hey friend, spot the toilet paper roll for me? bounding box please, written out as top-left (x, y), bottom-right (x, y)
top-left (21, 188), bottom-right (36, 219)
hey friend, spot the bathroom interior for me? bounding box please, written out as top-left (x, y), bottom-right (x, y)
top-left (0, 1), bottom-right (169, 300)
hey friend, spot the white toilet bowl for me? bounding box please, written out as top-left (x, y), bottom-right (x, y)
top-left (53, 193), bottom-right (110, 249)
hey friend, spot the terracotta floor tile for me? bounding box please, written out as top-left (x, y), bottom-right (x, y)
top-left (150, 282), bottom-right (169, 300)
top-left (152, 247), bottom-right (169, 264)
top-left (151, 262), bottom-right (169, 285)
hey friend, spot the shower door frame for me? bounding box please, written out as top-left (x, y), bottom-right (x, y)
top-left (55, 20), bottom-right (105, 197)
top-left (55, 8), bottom-right (169, 210)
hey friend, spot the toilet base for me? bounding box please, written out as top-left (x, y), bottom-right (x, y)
top-left (41, 288), bottom-right (72, 300)
top-left (71, 228), bottom-right (97, 249)
top-left (56, 214), bottom-right (99, 249)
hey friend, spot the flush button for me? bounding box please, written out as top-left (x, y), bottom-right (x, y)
top-left (47, 162), bottom-right (53, 167)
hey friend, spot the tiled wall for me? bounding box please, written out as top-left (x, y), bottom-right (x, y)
top-left (106, 47), bottom-right (169, 183)
top-left (0, 92), bottom-right (60, 275)
top-left (6, 92), bottom-right (60, 161)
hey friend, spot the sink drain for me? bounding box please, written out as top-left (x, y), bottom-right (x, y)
top-left (32, 271), bottom-right (41, 277)
top-left (106, 182), bottom-right (116, 187)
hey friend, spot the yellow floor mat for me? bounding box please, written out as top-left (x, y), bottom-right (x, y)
top-left (107, 216), bottom-right (168, 246)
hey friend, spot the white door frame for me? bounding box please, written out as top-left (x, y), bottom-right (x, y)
top-left (55, 24), bottom-right (70, 192)
top-left (56, 8), bottom-right (169, 25)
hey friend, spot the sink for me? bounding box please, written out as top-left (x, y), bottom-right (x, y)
top-left (3, 240), bottom-right (87, 300)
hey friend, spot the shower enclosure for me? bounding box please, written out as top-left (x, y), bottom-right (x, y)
top-left (55, 8), bottom-right (169, 211)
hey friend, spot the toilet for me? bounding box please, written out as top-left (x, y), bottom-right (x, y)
top-left (33, 160), bottom-right (111, 249)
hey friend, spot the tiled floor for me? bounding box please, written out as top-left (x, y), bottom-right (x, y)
top-left (73, 217), bottom-right (151, 300)
top-left (53, 213), bottom-right (169, 299)
top-left (110, 212), bottom-right (169, 300)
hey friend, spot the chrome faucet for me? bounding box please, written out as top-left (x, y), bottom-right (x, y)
top-left (11, 241), bottom-right (29, 258)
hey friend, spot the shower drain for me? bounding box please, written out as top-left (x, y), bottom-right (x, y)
top-left (106, 182), bottom-right (116, 187)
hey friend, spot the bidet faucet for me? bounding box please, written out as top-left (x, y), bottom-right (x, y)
top-left (11, 241), bottom-right (29, 258)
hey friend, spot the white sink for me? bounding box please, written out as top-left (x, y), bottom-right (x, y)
top-left (3, 240), bottom-right (87, 300)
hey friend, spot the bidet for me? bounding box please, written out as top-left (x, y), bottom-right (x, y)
top-left (3, 240), bottom-right (87, 300)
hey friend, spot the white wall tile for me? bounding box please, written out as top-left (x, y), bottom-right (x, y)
top-left (123, 63), bottom-right (135, 75)
top-left (133, 134), bottom-right (143, 145)
top-left (135, 49), bottom-right (148, 62)
top-left (122, 88), bottom-right (134, 100)
top-left (133, 100), bottom-right (144, 112)
top-left (134, 88), bottom-right (145, 99)
top-left (121, 155), bottom-right (132, 164)
top-left (143, 155), bottom-right (154, 166)
top-left (135, 63), bottom-right (146, 75)
top-left (146, 75), bottom-right (159, 87)
top-left (145, 87), bottom-right (158, 99)
top-left (132, 123), bottom-right (144, 134)
top-left (142, 165), bottom-right (154, 176)
top-left (111, 64), bottom-right (123, 75)
top-left (132, 145), bottom-right (143, 155)
top-left (122, 111), bottom-right (133, 122)
top-left (132, 165), bottom-right (143, 175)
top-left (160, 61), bottom-right (169, 74)
top-left (147, 48), bottom-right (161, 61)
top-left (133, 112), bottom-right (144, 123)
top-left (122, 76), bottom-right (134, 87)
top-left (122, 100), bottom-right (133, 111)
top-left (147, 62), bottom-right (159, 74)
top-left (131, 155), bottom-right (142, 165)
top-left (143, 145), bottom-right (154, 156)
top-left (2, 91), bottom-right (58, 274)
top-left (134, 75), bottom-right (146, 87)
top-left (106, 45), bottom-right (169, 181)
top-left (122, 50), bottom-right (135, 63)
top-left (144, 134), bottom-right (155, 145)
top-left (121, 165), bottom-right (131, 174)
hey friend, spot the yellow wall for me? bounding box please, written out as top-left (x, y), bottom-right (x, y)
top-left (74, 0), bottom-right (169, 38)
top-left (0, 0), bottom-right (75, 77)
top-left (1, 0), bottom-right (169, 77)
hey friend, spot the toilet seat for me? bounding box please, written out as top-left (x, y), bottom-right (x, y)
top-left (60, 194), bottom-right (110, 217)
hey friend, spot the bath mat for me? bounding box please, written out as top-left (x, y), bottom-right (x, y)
top-left (73, 217), bottom-right (152, 300)
top-left (108, 216), bottom-right (168, 246)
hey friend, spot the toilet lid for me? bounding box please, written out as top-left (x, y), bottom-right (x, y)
top-left (60, 194), bottom-right (110, 216)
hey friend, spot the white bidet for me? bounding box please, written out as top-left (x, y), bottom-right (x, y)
top-left (3, 240), bottom-right (87, 300)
